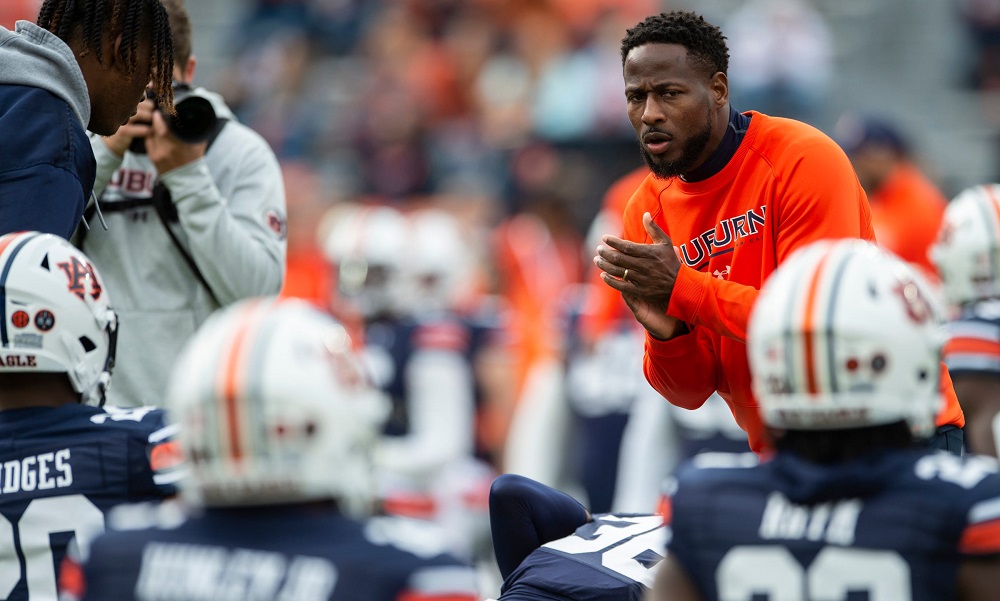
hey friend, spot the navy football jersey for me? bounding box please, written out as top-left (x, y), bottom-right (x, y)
top-left (71, 506), bottom-right (479, 601)
top-left (667, 450), bottom-right (1000, 601)
top-left (0, 404), bottom-right (178, 601)
top-left (944, 299), bottom-right (1000, 377)
top-left (668, 394), bottom-right (752, 459)
top-left (362, 314), bottom-right (471, 438)
top-left (500, 513), bottom-right (666, 601)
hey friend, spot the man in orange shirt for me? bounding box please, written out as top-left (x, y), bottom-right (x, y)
top-left (593, 11), bottom-right (964, 454)
top-left (834, 115), bottom-right (948, 279)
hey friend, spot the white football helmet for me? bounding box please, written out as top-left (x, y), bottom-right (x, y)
top-left (406, 208), bottom-right (472, 314)
top-left (748, 239), bottom-right (944, 437)
top-left (322, 204), bottom-right (408, 318)
top-left (165, 297), bottom-right (388, 510)
top-left (930, 184), bottom-right (1000, 308)
top-left (0, 232), bottom-right (117, 406)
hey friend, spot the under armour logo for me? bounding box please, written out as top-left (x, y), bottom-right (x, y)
top-left (713, 265), bottom-right (731, 280)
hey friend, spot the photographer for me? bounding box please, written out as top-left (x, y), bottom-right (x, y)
top-left (79, 0), bottom-right (286, 408)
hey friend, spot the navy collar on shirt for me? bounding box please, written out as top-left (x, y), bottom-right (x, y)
top-left (681, 106), bottom-right (752, 183)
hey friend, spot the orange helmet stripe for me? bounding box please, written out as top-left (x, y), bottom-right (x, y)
top-left (983, 185), bottom-right (1000, 239)
top-left (0, 232), bottom-right (29, 260)
top-left (215, 300), bottom-right (267, 462)
top-left (0, 232), bottom-right (41, 347)
top-left (802, 251), bottom-right (833, 395)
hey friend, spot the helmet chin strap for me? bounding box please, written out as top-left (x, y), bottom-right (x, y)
top-left (84, 371), bottom-right (112, 407)
top-left (78, 309), bottom-right (118, 407)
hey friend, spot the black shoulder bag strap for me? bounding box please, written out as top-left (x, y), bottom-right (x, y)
top-left (150, 118), bottom-right (230, 308)
top-left (151, 182), bottom-right (221, 307)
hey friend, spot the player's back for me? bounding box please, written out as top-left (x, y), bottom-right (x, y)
top-left (668, 450), bottom-right (1000, 601)
top-left (363, 313), bottom-right (472, 437)
top-left (944, 298), bottom-right (1000, 376)
top-left (76, 505), bottom-right (479, 601)
top-left (0, 404), bottom-right (177, 601)
top-left (501, 513), bottom-right (666, 601)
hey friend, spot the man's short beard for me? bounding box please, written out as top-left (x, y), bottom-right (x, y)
top-left (641, 113), bottom-right (713, 180)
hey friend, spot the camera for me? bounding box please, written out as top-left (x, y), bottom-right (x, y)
top-left (129, 81), bottom-right (219, 153)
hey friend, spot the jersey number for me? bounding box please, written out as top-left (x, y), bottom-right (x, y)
top-left (717, 546), bottom-right (911, 601)
top-left (544, 515), bottom-right (666, 587)
top-left (0, 495), bottom-right (104, 600)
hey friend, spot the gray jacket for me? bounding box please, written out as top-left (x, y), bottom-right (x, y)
top-left (0, 21), bottom-right (89, 125)
top-left (81, 90), bottom-right (286, 407)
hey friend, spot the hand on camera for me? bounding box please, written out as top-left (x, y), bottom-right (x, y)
top-left (102, 98), bottom-right (155, 157)
top-left (145, 110), bottom-right (209, 174)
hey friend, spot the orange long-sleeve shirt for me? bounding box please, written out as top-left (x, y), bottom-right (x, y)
top-left (869, 162), bottom-right (948, 277)
top-left (623, 111), bottom-right (964, 453)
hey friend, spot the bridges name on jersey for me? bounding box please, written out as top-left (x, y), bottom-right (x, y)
top-left (0, 404), bottom-right (177, 601)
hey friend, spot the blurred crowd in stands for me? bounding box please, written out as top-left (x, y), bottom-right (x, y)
top-left (6, 0), bottom-right (1000, 509)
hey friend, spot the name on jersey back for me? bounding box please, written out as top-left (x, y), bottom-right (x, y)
top-left (1, 449), bottom-right (72, 495)
top-left (135, 542), bottom-right (337, 601)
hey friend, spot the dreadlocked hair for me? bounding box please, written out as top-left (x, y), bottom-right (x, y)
top-left (37, 0), bottom-right (174, 113)
top-left (621, 11), bottom-right (729, 78)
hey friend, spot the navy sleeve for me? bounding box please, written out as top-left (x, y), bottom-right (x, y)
top-left (102, 407), bottom-right (181, 500)
top-left (0, 164), bottom-right (88, 238)
top-left (0, 86), bottom-right (94, 239)
top-left (489, 474), bottom-right (590, 579)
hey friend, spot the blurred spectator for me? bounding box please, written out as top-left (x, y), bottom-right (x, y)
top-left (222, 30), bottom-right (317, 158)
top-left (959, 0), bottom-right (1000, 90)
top-left (279, 161), bottom-right (333, 307)
top-left (724, 0), bottom-right (832, 125)
top-left (0, 0), bottom-right (39, 29)
top-left (835, 114), bottom-right (948, 278)
top-left (221, 0), bottom-right (641, 218)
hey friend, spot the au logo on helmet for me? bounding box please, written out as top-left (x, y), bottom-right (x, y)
top-left (57, 256), bottom-right (103, 301)
top-left (893, 280), bottom-right (932, 324)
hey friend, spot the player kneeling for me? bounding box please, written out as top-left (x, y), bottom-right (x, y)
top-left (653, 239), bottom-right (1000, 601)
top-left (64, 298), bottom-right (480, 601)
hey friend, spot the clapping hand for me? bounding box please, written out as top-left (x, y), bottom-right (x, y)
top-left (594, 212), bottom-right (685, 340)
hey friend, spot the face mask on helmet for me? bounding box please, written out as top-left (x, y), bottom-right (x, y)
top-left (748, 239), bottom-right (944, 439)
top-left (166, 297), bottom-right (388, 511)
top-left (322, 205), bottom-right (409, 319)
top-left (931, 184), bottom-right (1000, 308)
top-left (405, 208), bottom-right (472, 314)
top-left (0, 232), bottom-right (117, 406)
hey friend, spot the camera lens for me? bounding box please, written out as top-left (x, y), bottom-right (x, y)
top-left (167, 93), bottom-right (218, 144)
